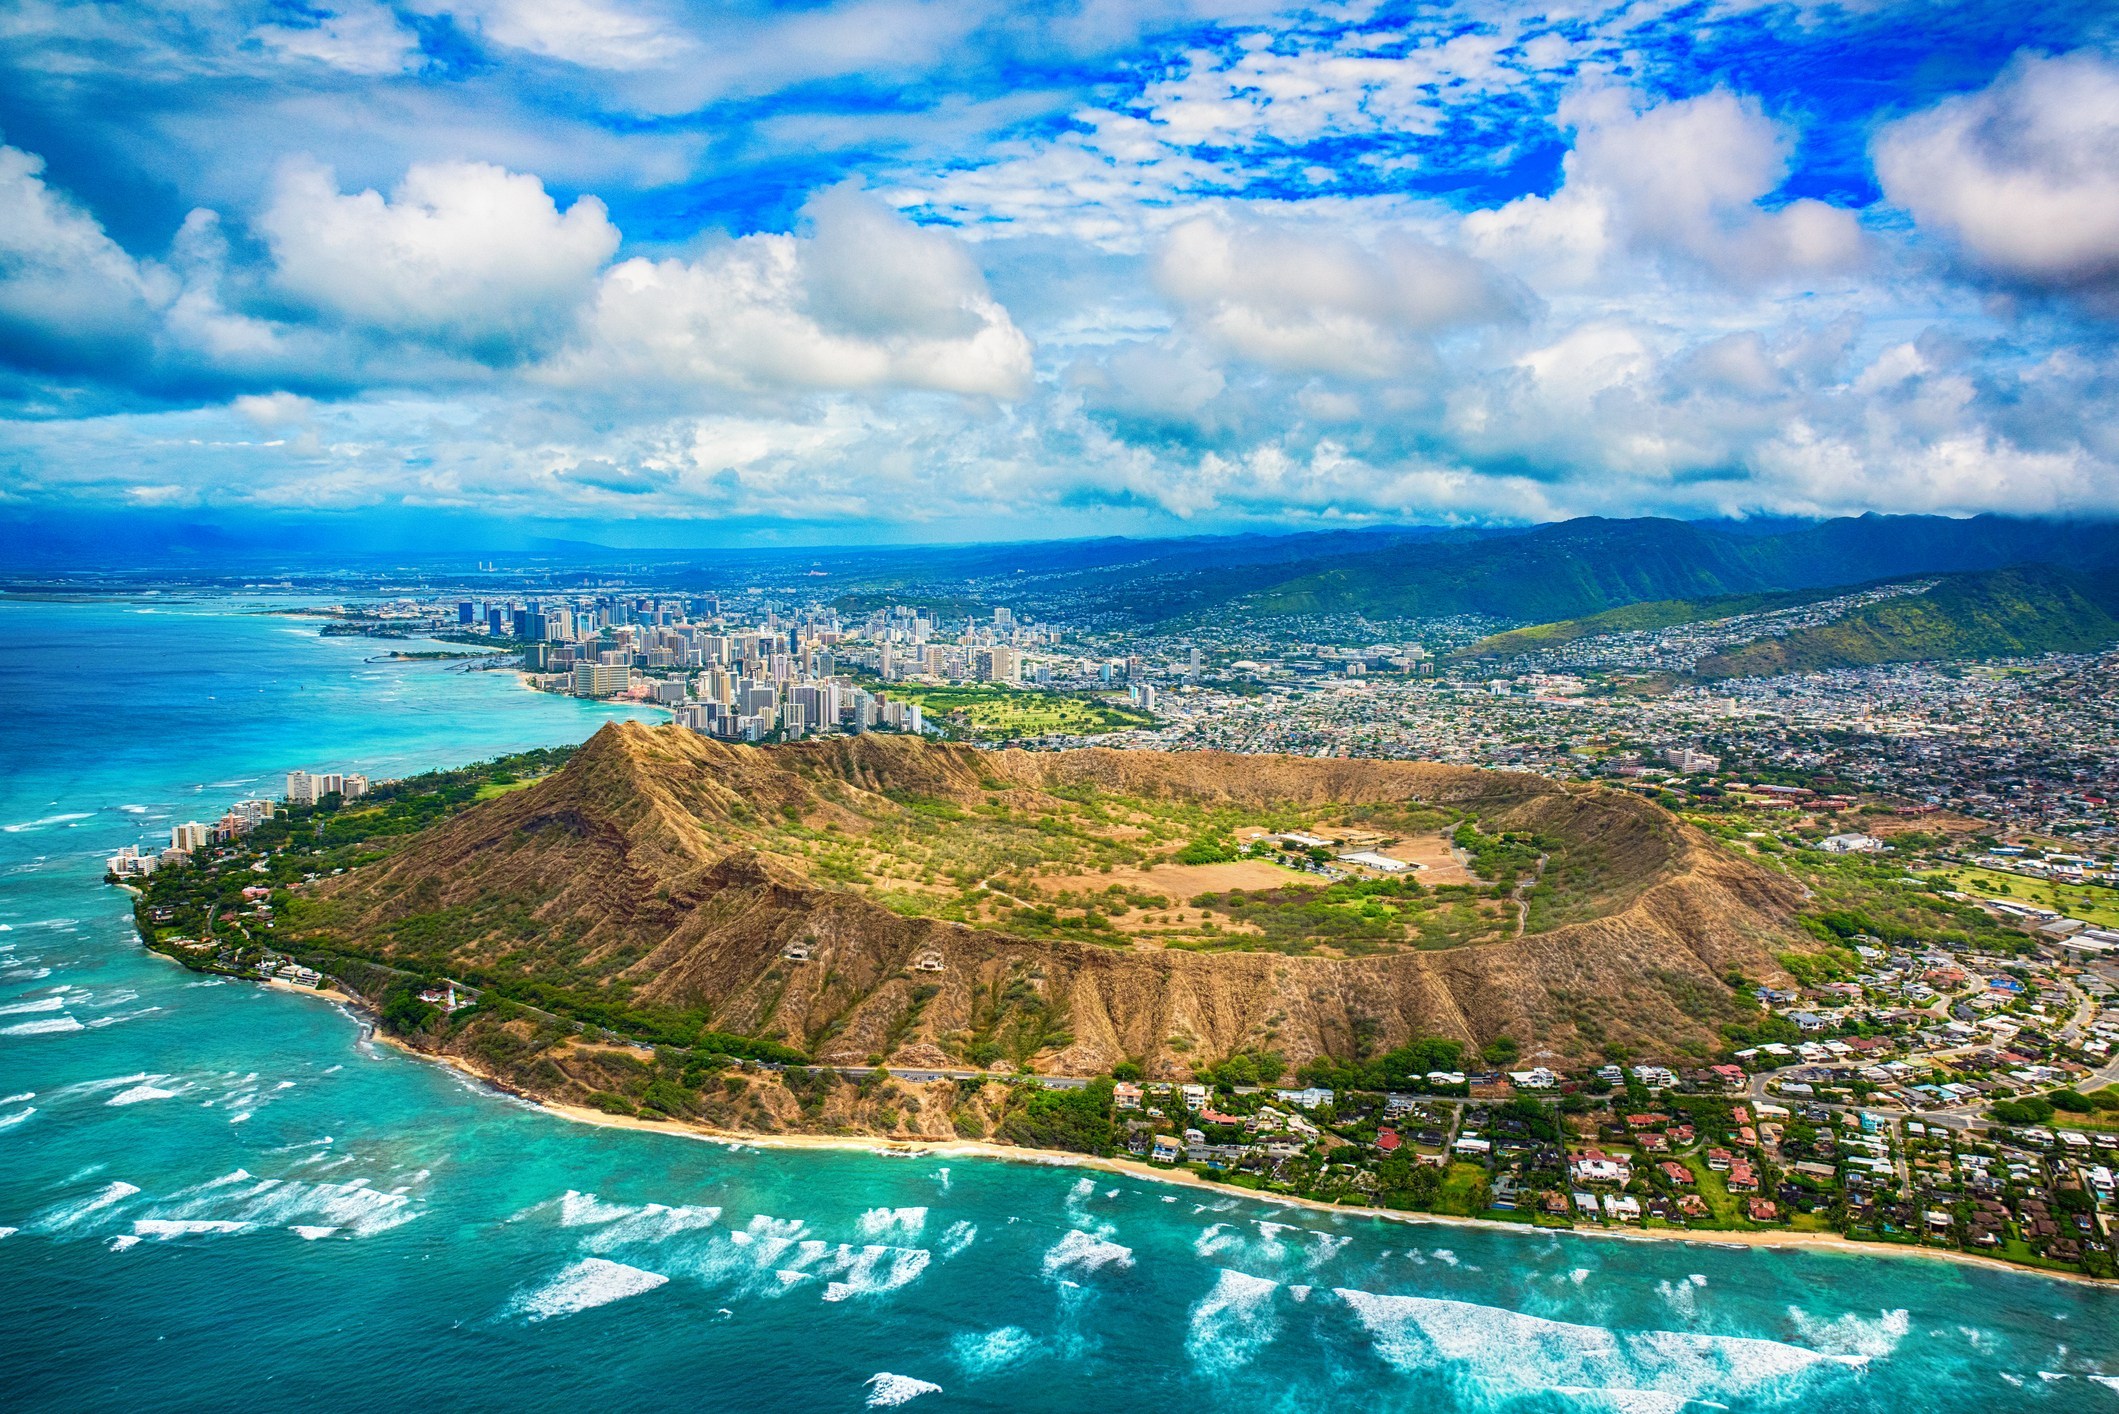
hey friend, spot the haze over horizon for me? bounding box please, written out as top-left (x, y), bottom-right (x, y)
top-left (3, 0), bottom-right (2117, 541)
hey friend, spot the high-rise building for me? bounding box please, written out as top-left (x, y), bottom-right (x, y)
top-left (571, 663), bottom-right (630, 697)
top-left (285, 769), bottom-right (317, 804)
top-left (458, 601), bottom-right (477, 625)
top-left (170, 821), bottom-right (210, 852)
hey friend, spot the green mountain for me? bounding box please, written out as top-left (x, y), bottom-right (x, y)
top-left (1453, 585), bottom-right (1852, 660)
top-left (1174, 514), bottom-right (2119, 625)
top-left (1694, 567), bottom-right (2119, 678)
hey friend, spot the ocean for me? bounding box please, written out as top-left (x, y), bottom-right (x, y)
top-left (2, 595), bottom-right (2116, 1413)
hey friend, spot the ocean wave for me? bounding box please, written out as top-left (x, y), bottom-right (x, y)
top-left (0, 1107), bottom-right (31, 1130)
top-left (859, 1206), bottom-right (928, 1240)
top-left (820, 1243), bottom-right (933, 1302)
top-left (555, 1189), bottom-right (639, 1227)
top-left (579, 1202), bottom-right (723, 1253)
top-left (1783, 1306), bottom-right (1911, 1359)
top-left (864, 1373), bottom-right (941, 1407)
top-left (134, 1218), bottom-right (252, 1239)
top-left (35, 1181), bottom-right (141, 1233)
top-left (144, 1169), bottom-right (419, 1239)
top-left (953, 1325), bottom-right (1039, 1374)
top-left (0, 995), bottom-right (64, 1015)
top-left (1185, 1268), bottom-right (1281, 1371)
top-left (0, 1091), bottom-right (33, 1104)
top-left (936, 1220), bottom-right (977, 1259)
top-left (290, 1226), bottom-right (339, 1240)
top-left (1, 1014), bottom-right (82, 1035)
top-left (88, 1008), bottom-right (162, 1029)
top-left (1, 813), bottom-right (92, 832)
top-left (510, 1258), bottom-right (669, 1322)
top-left (1334, 1287), bottom-right (1871, 1405)
top-left (107, 1080), bottom-right (186, 1106)
top-left (1042, 1227), bottom-right (1134, 1279)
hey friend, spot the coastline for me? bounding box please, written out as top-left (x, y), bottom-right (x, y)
top-left (339, 1008), bottom-right (2107, 1289)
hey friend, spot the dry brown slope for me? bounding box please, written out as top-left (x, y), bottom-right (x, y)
top-left (302, 722), bottom-right (1806, 1070)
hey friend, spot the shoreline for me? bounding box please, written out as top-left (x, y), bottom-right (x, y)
top-left (338, 1006), bottom-right (2107, 1289)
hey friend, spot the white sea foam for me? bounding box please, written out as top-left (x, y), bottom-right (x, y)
top-left (510, 1257), bottom-right (669, 1321)
top-left (1542, 1387), bottom-right (1695, 1414)
top-left (556, 1189), bottom-right (639, 1227)
top-left (1185, 1268), bottom-right (1281, 1371)
top-left (952, 1325), bottom-right (1038, 1374)
top-left (107, 1081), bottom-right (185, 1106)
top-left (0, 996), bottom-right (64, 1015)
top-left (1041, 1227), bottom-right (1134, 1278)
top-left (0, 1226), bottom-right (17, 1238)
top-left (134, 1218), bottom-right (252, 1239)
top-left (2, 1014), bottom-right (81, 1035)
top-left (0, 1106), bottom-right (33, 1130)
top-left (579, 1201), bottom-right (723, 1252)
top-left (1193, 1221), bottom-right (1241, 1260)
top-left (108, 1234), bottom-right (141, 1251)
top-left (821, 1243), bottom-right (932, 1302)
top-left (290, 1226), bottom-right (339, 1240)
top-left (1783, 1306), bottom-right (1911, 1359)
top-left (88, 1008), bottom-right (161, 1029)
top-left (38, 1180), bottom-right (141, 1231)
top-left (936, 1220), bottom-right (977, 1259)
top-left (859, 1206), bottom-right (928, 1239)
top-left (863, 1373), bottom-right (941, 1407)
top-left (1334, 1287), bottom-right (1867, 1405)
top-left (144, 1169), bottom-right (418, 1239)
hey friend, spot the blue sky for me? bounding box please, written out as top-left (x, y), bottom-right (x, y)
top-left (1, 0), bottom-right (2116, 543)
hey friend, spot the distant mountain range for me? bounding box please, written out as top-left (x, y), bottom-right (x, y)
top-left (1211, 515), bottom-right (2119, 625)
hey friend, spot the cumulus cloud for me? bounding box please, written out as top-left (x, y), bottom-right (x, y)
top-left (558, 189), bottom-right (1031, 398)
top-left (1875, 51), bottom-right (2119, 304)
top-left (1467, 89), bottom-right (1864, 285)
top-left (260, 158), bottom-right (620, 361)
top-left (1153, 213), bottom-right (1523, 378)
top-left (0, 145), bottom-right (173, 372)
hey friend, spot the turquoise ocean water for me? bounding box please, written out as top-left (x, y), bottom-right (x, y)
top-left (3, 596), bottom-right (2117, 1412)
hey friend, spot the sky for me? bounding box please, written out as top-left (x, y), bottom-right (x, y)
top-left (1, 0), bottom-right (2116, 545)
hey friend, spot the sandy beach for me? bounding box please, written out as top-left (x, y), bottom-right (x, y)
top-left (344, 1021), bottom-right (2106, 1289)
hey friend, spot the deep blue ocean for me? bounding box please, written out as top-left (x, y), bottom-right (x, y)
top-left (3, 596), bottom-right (2118, 1412)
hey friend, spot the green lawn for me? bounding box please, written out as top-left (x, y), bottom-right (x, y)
top-left (871, 682), bottom-right (1152, 740)
top-left (1924, 864), bottom-right (2119, 929)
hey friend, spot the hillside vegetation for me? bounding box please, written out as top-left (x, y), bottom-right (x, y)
top-left (1454, 585), bottom-right (1851, 659)
top-left (1695, 566), bottom-right (2119, 678)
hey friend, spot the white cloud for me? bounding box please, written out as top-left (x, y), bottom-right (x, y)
top-left (260, 158), bottom-right (620, 360)
top-left (428, 0), bottom-right (695, 71)
top-left (0, 144), bottom-right (173, 367)
top-left (1152, 212), bottom-right (1521, 377)
top-left (1875, 51), bottom-right (2119, 301)
top-left (555, 189), bottom-right (1032, 399)
top-left (1467, 89), bottom-right (1864, 286)
top-left (256, 2), bottom-right (422, 75)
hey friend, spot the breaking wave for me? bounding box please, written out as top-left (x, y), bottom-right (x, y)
top-left (510, 1258), bottom-right (669, 1322)
top-left (1334, 1287), bottom-right (1874, 1406)
top-left (1041, 1227), bottom-right (1134, 1279)
top-left (864, 1373), bottom-right (941, 1407)
top-left (1185, 1269), bottom-right (1281, 1371)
